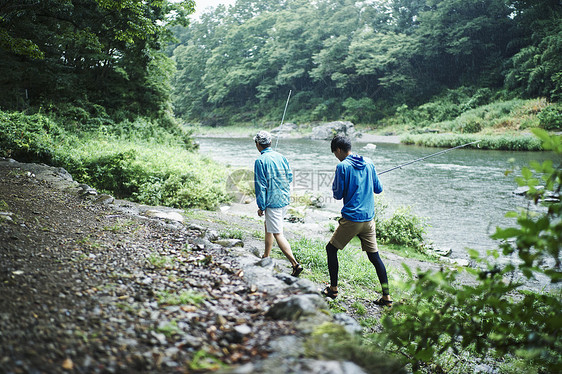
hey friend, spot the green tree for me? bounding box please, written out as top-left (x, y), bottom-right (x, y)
top-left (0, 0), bottom-right (194, 121)
top-left (505, 0), bottom-right (562, 101)
top-left (169, 0), bottom-right (562, 123)
top-left (412, 0), bottom-right (514, 90)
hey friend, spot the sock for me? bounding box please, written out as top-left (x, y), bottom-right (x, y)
top-left (326, 242), bottom-right (339, 288)
top-left (367, 251), bottom-right (389, 296)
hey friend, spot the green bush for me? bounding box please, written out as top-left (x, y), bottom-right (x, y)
top-left (311, 99), bottom-right (340, 121)
top-left (538, 103), bottom-right (562, 131)
top-left (305, 323), bottom-right (406, 373)
top-left (57, 139), bottom-right (230, 209)
top-left (457, 115), bottom-right (483, 133)
top-left (343, 97), bottom-right (379, 124)
top-left (461, 88), bottom-right (492, 111)
top-left (416, 101), bottom-right (462, 123)
top-left (0, 110), bottom-right (69, 163)
top-left (376, 206), bottom-right (427, 251)
top-left (0, 109), bottom-right (227, 210)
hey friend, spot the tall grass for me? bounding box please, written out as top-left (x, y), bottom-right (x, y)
top-left (380, 94), bottom-right (557, 152)
top-left (55, 137), bottom-right (230, 209)
top-left (0, 110), bottom-right (231, 210)
top-left (292, 237), bottom-right (404, 299)
top-left (401, 133), bottom-right (543, 151)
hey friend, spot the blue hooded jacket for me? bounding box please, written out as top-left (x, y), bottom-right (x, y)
top-left (254, 147), bottom-right (293, 211)
top-left (332, 154), bottom-right (383, 222)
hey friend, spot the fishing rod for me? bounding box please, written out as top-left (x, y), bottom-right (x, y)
top-left (274, 90), bottom-right (292, 150)
top-left (378, 140), bottom-right (481, 175)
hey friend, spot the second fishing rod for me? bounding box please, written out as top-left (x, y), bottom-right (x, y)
top-left (377, 140), bottom-right (481, 175)
top-left (274, 90), bottom-right (292, 150)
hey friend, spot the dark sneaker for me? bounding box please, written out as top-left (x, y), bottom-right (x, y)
top-left (291, 263), bottom-right (303, 277)
top-left (321, 286), bottom-right (338, 299)
top-left (374, 297), bottom-right (393, 308)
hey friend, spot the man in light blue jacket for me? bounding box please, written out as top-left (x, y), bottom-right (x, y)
top-left (254, 131), bottom-right (303, 277)
top-left (322, 135), bottom-right (392, 307)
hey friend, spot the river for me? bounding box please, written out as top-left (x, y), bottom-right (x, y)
top-left (197, 136), bottom-right (553, 262)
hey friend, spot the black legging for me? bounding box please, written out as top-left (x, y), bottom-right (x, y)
top-left (326, 242), bottom-right (389, 296)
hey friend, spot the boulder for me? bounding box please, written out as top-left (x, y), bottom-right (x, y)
top-left (310, 121), bottom-right (359, 140)
top-left (214, 238), bottom-right (244, 248)
top-left (270, 123), bottom-right (298, 138)
top-left (513, 186), bottom-right (530, 196)
top-left (333, 313), bottom-right (363, 335)
top-left (300, 360), bottom-right (368, 374)
top-left (265, 294), bottom-right (328, 321)
top-left (95, 194), bottom-right (115, 205)
top-left (144, 209), bottom-right (185, 223)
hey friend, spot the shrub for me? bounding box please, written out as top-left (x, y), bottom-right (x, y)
top-left (343, 97), bottom-right (379, 124)
top-left (311, 98), bottom-right (340, 121)
top-left (457, 115), bottom-right (483, 133)
top-left (376, 206), bottom-right (427, 251)
top-left (538, 103), bottom-right (562, 131)
top-left (305, 323), bottom-right (406, 373)
top-left (57, 139), bottom-right (230, 210)
top-left (0, 110), bottom-right (69, 163)
top-left (402, 133), bottom-right (543, 151)
top-left (461, 87), bottom-right (492, 111)
top-left (416, 101), bottom-right (461, 123)
top-left (1, 109), bottom-right (224, 209)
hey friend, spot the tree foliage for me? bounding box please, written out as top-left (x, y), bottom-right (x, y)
top-left (0, 0), bottom-right (195, 121)
top-left (170, 0), bottom-right (562, 124)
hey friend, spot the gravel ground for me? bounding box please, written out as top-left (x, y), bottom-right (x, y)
top-left (0, 162), bottom-right (302, 373)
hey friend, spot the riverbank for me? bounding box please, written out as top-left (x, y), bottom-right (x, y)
top-left (187, 123), bottom-right (402, 143)
top-left (2, 157), bottom-right (558, 373)
top-left (186, 98), bottom-right (560, 152)
top-left (0, 158), bottom-right (424, 373)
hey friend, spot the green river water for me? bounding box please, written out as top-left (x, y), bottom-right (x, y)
top-left (197, 136), bottom-right (554, 262)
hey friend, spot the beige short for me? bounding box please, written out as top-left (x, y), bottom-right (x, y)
top-left (329, 218), bottom-right (379, 252)
top-left (264, 206), bottom-right (288, 234)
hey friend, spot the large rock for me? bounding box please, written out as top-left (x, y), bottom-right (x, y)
top-left (265, 294), bottom-right (328, 321)
top-left (144, 209), bottom-right (185, 223)
top-left (270, 123), bottom-right (298, 138)
top-left (310, 121), bottom-right (359, 140)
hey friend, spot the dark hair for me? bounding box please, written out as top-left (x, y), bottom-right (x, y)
top-left (331, 135), bottom-right (352, 152)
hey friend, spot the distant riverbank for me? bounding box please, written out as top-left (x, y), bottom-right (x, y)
top-left (188, 123), bottom-right (401, 144)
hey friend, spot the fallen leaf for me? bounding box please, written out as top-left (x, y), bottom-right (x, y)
top-left (62, 358), bottom-right (74, 370)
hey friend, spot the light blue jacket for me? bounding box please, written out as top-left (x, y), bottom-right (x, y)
top-left (332, 154), bottom-right (383, 222)
top-left (254, 147), bottom-right (293, 211)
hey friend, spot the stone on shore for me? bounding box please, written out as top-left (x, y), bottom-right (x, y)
top-left (310, 121), bottom-right (360, 140)
top-left (265, 294), bottom-right (328, 321)
top-left (270, 123), bottom-right (298, 138)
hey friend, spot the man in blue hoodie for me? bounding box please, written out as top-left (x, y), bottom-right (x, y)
top-left (322, 135), bottom-right (392, 307)
top-left (254, 131), bottom-right (303, 277)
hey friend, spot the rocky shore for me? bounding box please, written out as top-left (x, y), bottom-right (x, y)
top-left (0, 158), bottom-right (404, 374)
top-left (193, 121), bottom-right (402, 145)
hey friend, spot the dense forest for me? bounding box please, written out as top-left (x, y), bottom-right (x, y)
top-left (170, 0), bottom-right (562, 126)
top-left (0, 0), bottom-right (195, 125)
top-left (1, 0), bottom-right (560, 128)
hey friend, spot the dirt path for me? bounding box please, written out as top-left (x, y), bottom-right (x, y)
top-left (0, 161), bottom-right (302, 373)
